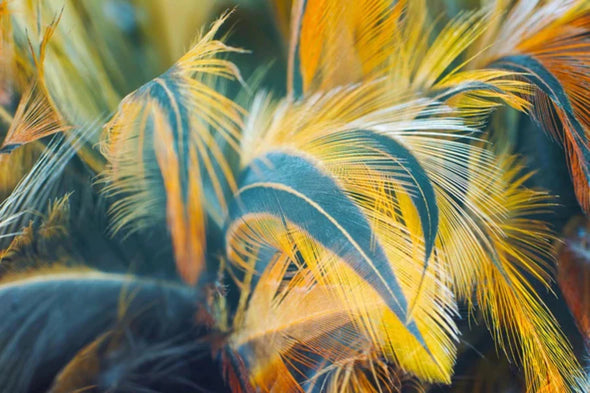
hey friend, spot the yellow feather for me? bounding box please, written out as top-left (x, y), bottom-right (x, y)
top-left (469, 0), bottom-right (590, 214)
top-left (101, 14), bottom-right (245, 285)
top-left (233, 48), bottom-right (586, 389)
top-left (1, 82), bottom-right (70, 152)
top-left (226, 215), bottom-right (455, 389)
top-left (229, 84), bottom-right (485, 388)
top-left (288, 0), bottom-right (403, 95)
top-left (437, 151), bottom-right (586, 392)
top-left (287, 0), bottom-right (532, 119)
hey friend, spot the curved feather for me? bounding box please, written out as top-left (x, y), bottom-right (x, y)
top-left (234, 127), bottom-right (440, 298)
top-left (101, 15), bottom-right (245, 284)
top-left (238, 77), bottom-right (587, 390)
top-left (0, 82), bottom-right (70, 153)
top-left (226, 215), bottom-right (457, 390)
top-left (224, 2), bottom-right (590, 390)
top-left (233, 75), bottom-right (587, 391)
top-left (0, 3), bottom-right (582, 393)
top-left (230, 152), bottom-right (419, 328)
top-left (224, 87), bottom-right (475, 389)
top-left (476, 0), bottom-right (590, 213)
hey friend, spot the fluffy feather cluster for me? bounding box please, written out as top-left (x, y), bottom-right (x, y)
top-left (0, 0), bottom-right (590, 392)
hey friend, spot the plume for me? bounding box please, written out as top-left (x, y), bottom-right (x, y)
top-left (0, 1), bottom-right (588, 392)
top-left (212, 1), bottom-right (588, 391)
top-left (101, 14), bottom-right (245, 285)
top-left (222, 83), bottom-right (477, 390)
top-left (286, 0), bottom-right (530, 120)
top-left (473, 0), bottom-right (590, 213)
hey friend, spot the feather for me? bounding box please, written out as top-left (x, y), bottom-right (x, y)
top-left (222, 86), bottom-right (482, 390)
top-left (225, 221), bottom-right (455, 390)
top-left (286, 0), bottom-right (530, 122)
top-left (229, 61), bottom-right (586, 391)
top-left (0, 82), bottom-right (70, 152)
top-left (288, 0), bottom-right (403, 96)
top-left (436, 152), bottom-right (587, 393)
top-left (101, 14), bottom-right (245, 285)
top-left (0, 267), bottom-right (196, 393)
top-left (476, 0), bottom-right (590, 213)
top-left (0, 2), bottom-right (586, 393)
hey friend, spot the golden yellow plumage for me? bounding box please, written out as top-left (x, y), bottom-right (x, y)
top-left (0, 1), bottom-right (588, 392)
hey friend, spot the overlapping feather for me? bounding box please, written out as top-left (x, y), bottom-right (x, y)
top-left (287, 0), bottom-right (530, 118)
top-left (223, 81), bottom-right (485, 388)
top-left (0, 1), bottom-right (587, 393)
top-left (216, 1), bottom-right (588, 392)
